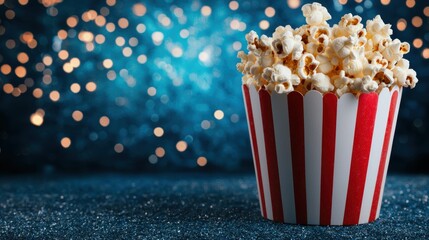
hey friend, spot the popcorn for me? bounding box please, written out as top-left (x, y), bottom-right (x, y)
top-left (301, 2), bottom-right (331, 26)
top-left (237, 2), bottom-right (419, 96)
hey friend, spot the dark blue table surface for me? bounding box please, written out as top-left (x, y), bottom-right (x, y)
top-left (0, 173), bottom-right (428, 239)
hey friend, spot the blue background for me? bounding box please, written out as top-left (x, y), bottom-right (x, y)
top-left (0, 0), bottom-right (427, 173)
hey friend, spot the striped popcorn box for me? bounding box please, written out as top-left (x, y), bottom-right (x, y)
top-left (242, 84), bottom-right (402, 225)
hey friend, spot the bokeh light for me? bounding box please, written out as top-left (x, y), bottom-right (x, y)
top-left (0, 0), bottom-right (427, 173)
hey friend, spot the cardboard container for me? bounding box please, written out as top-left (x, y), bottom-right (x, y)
top-left (242, 84), bottom-right (402, 225)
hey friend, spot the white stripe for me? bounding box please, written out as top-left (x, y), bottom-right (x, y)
top-left (376, 87), bottom-right (403, 218)
top-left (250, 86), bottom-right (273, 220)
top-left (331, 93), bottom-right (359, 225)
top-left (242, 86), bottom-right (264, 216)
top-left (304, 90), bottom-right (323, 225)
top-left (271, 92), bottom-right (296, 223)
top-left (359, 88), bottom-right (391, 223)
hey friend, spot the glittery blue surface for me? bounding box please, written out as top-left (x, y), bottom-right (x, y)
top-left (0, 174), bottom-right (427, 239)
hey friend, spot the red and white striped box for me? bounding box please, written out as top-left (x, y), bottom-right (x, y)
top-left (242, 84), bottom-right (402, 225)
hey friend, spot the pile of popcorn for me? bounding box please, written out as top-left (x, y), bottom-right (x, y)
top-left (237, 2), bottom-right (418, 96)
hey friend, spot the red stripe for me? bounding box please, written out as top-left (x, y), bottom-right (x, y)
top-left (243, 85), bottom-right (267, 218)
top-left (320, 93), bottom-right (337, 225)
top-left (369, 91), bottom-right (399, 222)
top-left (343, 93), bottom-right (379, 225)
top-left (287, 91), bottom-right (307, 224)
top-left (259, 89), bottom-right (284, 222)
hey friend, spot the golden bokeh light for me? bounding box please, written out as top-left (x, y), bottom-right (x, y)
top-left (17, 52), bottom-right (29, 64)
top-left (155, 147), bottom-right (165, 158)
top-left (287, 0), bottom-right (301, 9)
top-left (413, 38), bottom-right (423, 48)
top-left (229, 1), bottom-right (239, 10)
top-left (339, 0), bottom-right (348, 4)
top-left (118, 18), bottom-right (129, 29)
top-left (103, 59), bottom-right (114, 69)
top-left (95, 15), bottom-right (106, 27)
top-left (58, 50), bottom-right (69, 60)
top-left (72, 110), bottom-right (83, 121)
top-left (259, 20), bottom-right (270, 30)
top-left (49, 90), bottom-right (60, 102)
top-left (397, 19), bottom-right (407, 31)
top-left (99, 116), bottom-right (110, 127)
top-left (176, 141), bottom-right (188, 152)
top-left (43, 55), bottom-right (53, 66)
top-left (78, 31), bottom-right (94, 43)
top-left (422, 48), bottom-right (429, 59)
top-left (147, 86), bottom-right (157, 96)
top-left (86, 82), bottom-right (97, 92)
top-left (70, 83), bottom-right (81, 93)
top-left (106, 22), bottom-right (116, 32)
top-left (33, 88), bottom-right (43, 98)
top-left (15, 66), bottom-right (27, 78)
top-left (197, 157), bottom-right (208, 167)
top-left (95, 34), bottom-right (106, 44)
top-left (67, 16), bottom-right (79, 28)
top-left (57, 29), bottom-right (68, 40)
top-left (133, 3), bottom-right (147, 16)
top-left (424, 7), bottom-right (429, 17)
top-left (1, 64), bottom-right (12, 75)
top-left (18, 0), bottom-right (29, 5)
top-left (30, 112), bottom-right (44, 126)
top-left (63, 62), bottom-right (73, 73)
top-left (380, 0), bottom-right (391, 5)
top-left (265, 7), bottom-right (275, 18)
top-left (406, 0), bottom-right (415, 8)
top-left (3, 83), bottom-right (13, 94)
top-left (61, 137), bottom-right (71, 148)
top-left (411, 16), bottom-right (422, 28)
top-left (154, 127), bottom-right (164, 137)
top-left (214, 110), bottom-right (224, 120)
top-left (106, 0), bottom-right (116, 7)
top-left (70, 58), bottom-right (81, 68)
top-left (137, 54), bottom-right (147, 64)
top-left (201, 6), bottom-right (212, 16)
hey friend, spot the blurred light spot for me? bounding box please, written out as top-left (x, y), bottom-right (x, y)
top-left (6, 39), bottom-right (16, 49)
top-left (422, 48), bottom-right (429, 59)
top-left (201, 120), bottom-right (210, 129)
top-left (67, 16), bottom-right (79, 28)
top-left (86, 82), bottom-right (97, 92)
top-left (230, 19), bottom-right (240, 30)
top-left (43, 55), bottom-right (53, 66)
top-left (214, 110), bottom-right (224, 120)
top-left (265, 7), bottom-right (275, 18)
top-left (99, 116), bottom-right (110, 127)
top-left (18, 0), bottom-right (29, 5)
top-left (154, 127), bottom-right (164, 137)
top-left (287, 0), bottom-right (301, 9)
top-left (148, 154), bottom-right (158, 164)
top-left (63, 62), bottom-right (73, 73)
top-left (106, 0), bottom-right (116, 6)
top-left (201, 5), bottom-right (212, 16)
top-left (197, 157), bottom-right (207, 167)
top-left (1, 64), bottom-right (12, 75)
top-left (229, 1), bottom-right (239, 10)
top-left (118, 18), bottom-right (129, 29)
top-left (152, 31), bottom-right (164, 46)
top-left (70, 83), bottom-right (81, 93)
top-left (115, 36), bottom-right (125, 46)
top-left (15, 66), bottom-right (27, 78)
top-left (339, 0), bottom-right (348, 4)
top-left (176, 141), bottom-right (187, 152)
top-left (230, 114), bottom-right (239, 123)
top-left (17, 52), bottom-right (29, 64)
top-left (232, 41), bottom-right (242, 51)
top-left (122, 47), bottom-right (132, 57)
top-left (33, 88), bottom-right (43, 98)
top-left (136, 23), bottom-right (146, 33)
top-left (78, 31), bottom-right (94, 43)
top-left (95, 34), bottom-right (105, 44)
top-left (171, 47), bottom-right (183, 57)
top-left (147, 87), bottom-right (157, 96)
top-left (133, 3), bottom-right (147, 16)
top-left (412, 16), bottom-right (422, 28)
top-left (5, 10), bottom-right (15, 20)
top-left (114, 143), bottom-right (124, 153)
top-left (198, 51), bottom-right (209, 62)
top-left (72, 110), bottom-right (83, 122)
top-left (413, 38), bottom-right (423, 48)
top-left (180, 29), bottom-right (189, 38)
top-left (129, 37), bottom-right (138, 47)
top-left (158, 14), bottom-right (171, 27)
top-left (424, 7), bottom-right (429, 17)
top-left (406, 0), bottom-right (415, 8)
top-left (21, 32), bottom-right (33, 43)
top-left (155, 147), bottom-right (165, 158)
top-left (58, 50), bottom-right (69, 60)
top-left (259, 20), bottom-right (270, 30)
top-left (61, 137), bottom-right (71, 148)
top-left (103, 59), bottom-right (113, 68)
top-left (137, 54), bottom-right (147, 64)
top-left (49, 90), bottom-right (60, 102)
top-left (30, 112), bottom-right (44, 126)
top-left (380, 0), bottom-right (390, 5)
top-left (106, 22), bottom-right (115, 32)
top-left (70, 58), bottom-right (81, 68)
top-left (397, 19), bottom-right (407, 31)
top-left (95, 15), bottom-right (106, 27)
top-left (3, 83), bottom-right (13, 94)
